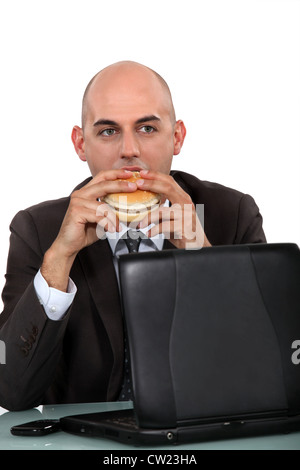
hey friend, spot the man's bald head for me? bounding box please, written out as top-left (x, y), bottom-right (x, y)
top-left (81, 61), bottom-right (176, 130)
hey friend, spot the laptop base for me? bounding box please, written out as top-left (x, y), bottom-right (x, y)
top-left (60, 409), bottom-right (300, 446)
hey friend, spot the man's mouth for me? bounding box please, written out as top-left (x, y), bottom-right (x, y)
top-left (121, 166), bottom-right (146, 172)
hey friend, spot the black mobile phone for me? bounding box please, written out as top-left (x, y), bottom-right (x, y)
top-left (10, 419), bottom-right (61, 436)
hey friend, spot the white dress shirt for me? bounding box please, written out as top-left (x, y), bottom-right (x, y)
top-left (33, 204), bottom-right (167, 321)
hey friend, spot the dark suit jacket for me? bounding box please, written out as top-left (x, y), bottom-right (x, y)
top-left (0, 170), bottom-right (266, 410)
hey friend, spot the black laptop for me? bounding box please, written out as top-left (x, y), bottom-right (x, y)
top-left (60, 243), bottom-right (300, 446)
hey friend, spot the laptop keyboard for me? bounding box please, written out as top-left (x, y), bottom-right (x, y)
top-left (103, 410), bottom-right (139, 429)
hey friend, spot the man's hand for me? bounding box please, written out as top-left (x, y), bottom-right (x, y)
top-left (41, 169), bottom-right (136, 291)
top-left (137, 170), bottom-right (211, 249)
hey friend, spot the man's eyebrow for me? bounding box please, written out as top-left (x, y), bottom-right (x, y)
top-left (135, 115), bottom-right (161, 125)
top-left (93, 119), bottom-right (118, 127)
top-left (93, 115), bottom-right (161, 127)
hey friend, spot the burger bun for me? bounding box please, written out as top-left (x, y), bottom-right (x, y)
top-left (102, 171), bottom-right (161, 223)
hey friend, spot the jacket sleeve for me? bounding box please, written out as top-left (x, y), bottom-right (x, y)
top-left (0, 210), bottom-right (71, 411)
top-left (234, 194), bottom-right (267, 244)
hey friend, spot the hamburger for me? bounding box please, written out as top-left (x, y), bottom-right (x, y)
top-left (102, 171), bottom-right (161, 222)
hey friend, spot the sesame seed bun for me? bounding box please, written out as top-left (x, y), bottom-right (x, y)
top-left (102, 171), bottom-right (160, 222)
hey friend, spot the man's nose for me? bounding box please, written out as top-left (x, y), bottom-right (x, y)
top-left (120, 131), bottom-right (140, 159)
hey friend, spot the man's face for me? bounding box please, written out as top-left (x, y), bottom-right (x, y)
top-left (73, 65), bottom-right (185, 177)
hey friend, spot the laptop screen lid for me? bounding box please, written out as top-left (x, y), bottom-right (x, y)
top-left (118, 243), bottom-right (300, 430)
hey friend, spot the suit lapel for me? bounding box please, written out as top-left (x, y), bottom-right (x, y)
top-left (77, 238), bottom-right (124, 395)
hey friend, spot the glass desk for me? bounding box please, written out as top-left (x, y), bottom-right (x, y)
top-left (0, 401), bottom-right (300, 450)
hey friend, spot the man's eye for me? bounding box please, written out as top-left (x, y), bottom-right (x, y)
top-left (100, 128), bottom-right (116, 136)
top-left (140, 125), bottom-right (155, 133)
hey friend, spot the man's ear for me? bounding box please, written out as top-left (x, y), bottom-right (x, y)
top-left (71, 125), bottom-right (86, 161)
top-left (173, 120), bottom-right (187, 155)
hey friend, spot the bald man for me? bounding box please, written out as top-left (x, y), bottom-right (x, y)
top-left (0, 61), bottom-right (266, 411)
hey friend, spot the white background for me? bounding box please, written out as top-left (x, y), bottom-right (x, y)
top-left (0, 0), bottom-right (299, 315)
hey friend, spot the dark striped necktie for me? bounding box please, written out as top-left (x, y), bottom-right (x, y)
top-left (122, 229), bottom-right (143, 253)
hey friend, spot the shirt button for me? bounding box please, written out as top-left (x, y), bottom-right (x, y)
top-left (49, 306), bottom-right (57, 313)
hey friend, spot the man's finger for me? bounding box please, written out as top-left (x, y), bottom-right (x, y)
top-left (139, 204), bottom-right (187, 229)
top-left (96, 202), bottom-right (121, 231)
top-left (85, 169), bottom-right (133, 187)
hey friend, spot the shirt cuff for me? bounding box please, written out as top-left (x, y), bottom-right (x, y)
top-left (34, 269), bottom-right (77, 321)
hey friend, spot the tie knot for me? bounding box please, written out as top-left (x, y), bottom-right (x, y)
top-left (122, 230), bottom-right (143, 253)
